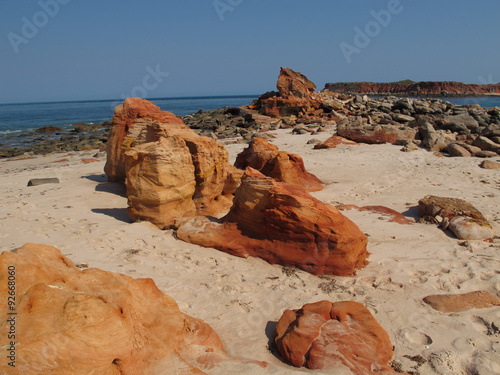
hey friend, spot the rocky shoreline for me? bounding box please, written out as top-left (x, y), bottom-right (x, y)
top-left (2, 69), bottom-right (500, 162)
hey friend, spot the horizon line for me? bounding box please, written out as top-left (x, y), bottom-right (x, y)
top-left (0, 94), bottom-right (260, 107)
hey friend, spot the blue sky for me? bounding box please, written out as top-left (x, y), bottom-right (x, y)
top-left (1, 0), bottom-right (499, 103)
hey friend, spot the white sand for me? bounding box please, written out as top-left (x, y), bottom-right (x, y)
top-left (1, 131), bottom-right (499, 374)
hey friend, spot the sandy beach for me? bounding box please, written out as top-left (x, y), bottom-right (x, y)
top-left (1, 128), bottom-right (499, 374)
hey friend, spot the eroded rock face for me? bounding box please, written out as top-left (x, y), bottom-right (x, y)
top-left (423, 291), bottom-right (500, 312)
top-left (253, 67), bottom-right (322, 118)
top-left (176, 168), bottom-right (368, 276)
top-left (275, 300), bottom-right (398, 374)
top-left (418, 195), bottom-right (494, 240)
top-left (0, 243), bottom-right (266, 375)
top-left (105, 99), bottom-right (241, 228)
top-left (234, 137), bottom-right (323, 192)
top-left (105, 98), bottom-right (187, 182)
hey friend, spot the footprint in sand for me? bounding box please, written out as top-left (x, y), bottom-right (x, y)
top-left (398, 326), bottom-right (433, 346)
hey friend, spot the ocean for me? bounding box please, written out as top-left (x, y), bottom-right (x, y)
top-left (1, 95), bottom-right (499, 149)
top-left (0, 95), bottom-right (258, 148)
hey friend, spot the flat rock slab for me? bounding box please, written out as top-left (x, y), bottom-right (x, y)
top-left (423, 291), bottom-right (500, 312)
top-left (27, 178), bottom-right (60, 187)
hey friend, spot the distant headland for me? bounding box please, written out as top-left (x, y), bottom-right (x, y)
top-left (324, 80), bottom-right (500, 97)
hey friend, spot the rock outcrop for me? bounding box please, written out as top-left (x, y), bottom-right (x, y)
top-left (251, 67), bottom-right (325, 119)
top-left (324, 80), bottom-right (500, 96)
top-left (105, 98), bottom-right (187, 182)
top-left (176, 168), bottom-right (368, 276)
top-left (0, 243), bottom-right (266, 375)
top-left (234, 137), bottom-right (323, 191)
top-left (104, 98), bottom-right (242, 228)
top-left (423, 291), bottom-right (500, 312)
top-left (418, 195), bottom-right (494, 240)
top-left (275, 300), bottom-right (399, 374)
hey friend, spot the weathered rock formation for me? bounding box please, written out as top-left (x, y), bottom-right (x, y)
top-left (423, 291), bottom-right (500, 312)
top-left (104, 98), bottom-right (242, 228)
top-left (176, 168), bottom-right (368, 276)
top-left (418, 195), bottom-right (494, 240)
top-left (0, 243), bottom-right (267, 375)
top-left (105, 98), bottom-right (187, 182)
top-left (234, 137), bottom-right (323, 191)
top-left (275, 300), bottom-right (399, 374)
top-left (252, 67), bottom-right (329, 119)
top-left (325, 80), bottom-right (500, 96)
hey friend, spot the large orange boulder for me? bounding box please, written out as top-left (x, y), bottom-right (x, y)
top-left (176, 168), bottom-right (368, 276)
top-left (0, 243), bottom-right (266, 374)
top-left (104, 99), bottom-right (241, 228)
top-left (234, 137), bottom-right (323, 191)
top-left (105, 98), bottom-right (187, 182)
top-left (275, 300), bottom-right (399, 374)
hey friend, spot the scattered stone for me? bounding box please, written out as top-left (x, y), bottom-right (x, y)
top-left (418, 195), bottom-right (494, 240)
top-left (475, 150), bottom-right (498, 158)
top-left (176, 168), bottom-right (368, 276)
top-left (423, 291), bottom-right (500, 312)
top-left (27, 178), bottom-right (60, 187)
top-left (446, 143), bottom-right (472, 157)
top-left (81, 158), bottom-right (99, 163)
top-left (473, 136), bottom-right (500, 154)
top-left (480, 160), bottom-right (500, 169)
top-left (275, 300), bottom-right (398, 373)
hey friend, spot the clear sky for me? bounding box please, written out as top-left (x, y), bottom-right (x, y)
top-left (1, 0), bottom-right (499, 103)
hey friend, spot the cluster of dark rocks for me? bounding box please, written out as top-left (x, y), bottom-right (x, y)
top-left (0, 122), bottom-right (112, 158)
top-left (333, 95), bottom-right (500, 157)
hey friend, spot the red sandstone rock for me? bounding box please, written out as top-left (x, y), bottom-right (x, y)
top-left (235, 137), bottom-right (323, 191)
top-left (176, 168), bottom-right (368, 276)
top-left (423, 291), bottom-right (500, 312)
top-left (104, 99), bottom-right (240, 228)
top-left (254, 68), bottom-right (322, 118)
top-left (313, 136), bottom-right (358, 149)
top-left (325, 81), bottom-right (500, 96)
top-left (81, 158), bottom-right (99, 163)
top-left (0, 243), bottom-right (267, 375)
top-left (275, 300), bottom-right (399, 374)
top-left (337, 124), bottom-right (417, 145)
top-left (277, 67), bottom-right (317, 99)
top-left (104, 98), bottom-right (187, 182)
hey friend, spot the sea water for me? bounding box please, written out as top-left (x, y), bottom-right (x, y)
top-left (0, 95), bottom-right (257, 147)
top-left (1, 95), bottom-right (499, 148)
